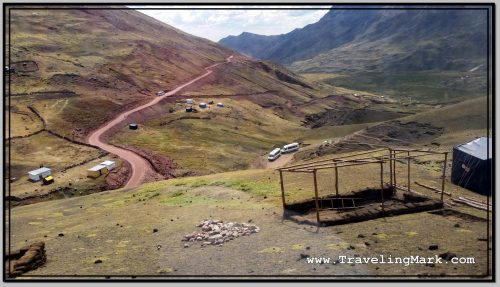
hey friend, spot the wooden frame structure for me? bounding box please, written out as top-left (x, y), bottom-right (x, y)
top-left (277, 148), bottom-right (449, 225)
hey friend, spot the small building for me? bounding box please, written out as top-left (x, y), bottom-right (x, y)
top-left (87, 164), bottom-right (109, 178)
top-left (186, 106), bottom-right (193, 112)
top-left (129, 123), bottom-right (138, 130)
top-left (100, 160), bottom-right (115, 171)
top-left (199, 103), bottom-right (207, 109)
top-left (217, 103), bottom-right (224, 107)
top-left (186, 99), bottom-right (193, 104)
top-left (28, 167), bottom-right (51, 182)
top-left (451, 137), bottom-right (492, 195)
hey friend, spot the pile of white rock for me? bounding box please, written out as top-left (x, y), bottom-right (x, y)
top-left (182, 219), bottom-right (260, 246)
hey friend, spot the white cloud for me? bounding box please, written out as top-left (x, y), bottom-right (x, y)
top-left (132, 6), bottom-right (331, 42)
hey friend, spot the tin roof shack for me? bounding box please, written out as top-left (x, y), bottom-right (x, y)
top-left (87, 164), bottom-right (109, 178)
top-left (451, 137), bottom-right (492, 195)
top-left (129, 124), bottom-right (138, 130)
top-left (28, 167), bottom-right (51, 182)
top-left (100, 160), bottom-right (115, 171)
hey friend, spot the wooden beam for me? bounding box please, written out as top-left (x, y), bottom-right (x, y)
top-left (313, 170), bottom-right (321, 226)
top-left (292, 160), bottom-right (385, 172)
top-left (462, 196), bottom-right (492, 207)
top-left (279, 170), bottom-right (286, 210)
top-left (451, 198), bottom-right (491, 211)
top-left (334, 163), bottom-right (339, 197)
top-left (394, 184), bottom-right (426, 197)
top-left (393, 150), bottom-right (397, 189)
top-left (407, 151), bottom-right (411, 193)
top-left (388, 148), bottom-right (393, 187)
top-left (441, 152), bottom-right (448, 203)
top-left (414, 181), bottom-right (451, 196)
top-left (380, 161), bottom-right (384, 211)
top-left (278, 148), bottom-right (386, 170)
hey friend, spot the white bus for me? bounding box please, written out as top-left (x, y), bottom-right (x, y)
top-left (281, 142), bottom-right (300, 154)
top-left (267, 148), bottom-right (282, 161)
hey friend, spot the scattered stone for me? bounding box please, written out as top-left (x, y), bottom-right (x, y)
top-left (94, 259), bottom-right (102, 264)
top-left (182, 219), bottom-right (260, 246)
top-left (429, 244), bottom-right (439, 251)
top-left (439, 252), bottom-right (457, 261)
top-left (454, 223), bottom-right (460, 228)
top-left (58, 233), bottom-right (64, 237)
top-left (364, 242), bottom-right (370, 246)
top-left (357, 234), bottom-right (365, 238)
top-left (153, 228), bottom-right (158, 233)
top-left (183, 243), bottom-right (189, 248)
top-left (305, 246), bottom-right (311, 250)
top-left (298, 253), bottom-right (310, 261)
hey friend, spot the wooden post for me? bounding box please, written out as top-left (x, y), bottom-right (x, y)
top-left (407, 151), bottom-right (411, 193)
top-left (388, 148), bottom-right (393, 187)
top-left (334, 163), bottom-right (339, 197)
top-left (380, 162), bottom-right (385, 210)
top-left (393, 150), bottom-right (397, 189)
top-left (313, 170), bottom-right (321, 226)
top-left (279, 170), bottom-right (286, 210)
top-left (441, 152), bottom-right (448, 203)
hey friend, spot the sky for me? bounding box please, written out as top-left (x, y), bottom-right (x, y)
top-left (132, 6), bottom-right (331, 42)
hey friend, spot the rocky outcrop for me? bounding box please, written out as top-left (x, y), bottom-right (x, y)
top-left (6, 241), bottom-right (47, 277)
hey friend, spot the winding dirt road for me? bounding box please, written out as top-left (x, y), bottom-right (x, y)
top-left (88, 55), bottom-right (233, 188)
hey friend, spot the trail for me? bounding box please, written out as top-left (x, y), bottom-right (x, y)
top-left (87, 55), bottom-right (234, 188)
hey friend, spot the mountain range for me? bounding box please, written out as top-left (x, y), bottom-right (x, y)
top-left (219, 8), bottom-right (489, 73)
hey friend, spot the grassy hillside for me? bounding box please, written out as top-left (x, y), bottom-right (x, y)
top-left (304, 69), bottom-right (487, 104)
top-left (109, 97), bottom-right (307, 176)
top-left (296, 96), bottom-right (490, 160)
top-left (8, 152), bottom-right (491, 277)
top-left (7, 7), bottom-right (232, 138)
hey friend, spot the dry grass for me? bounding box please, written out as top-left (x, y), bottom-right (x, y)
top-left (8, 154), bottom-right (491, 277)
top-left (109, 98), bottom-right (306, 176)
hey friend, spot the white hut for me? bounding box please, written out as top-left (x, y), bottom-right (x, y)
top-left (87, 164), bottom-right (108, 178)
top-left (28, 167), bottom-right (52, 182)
top-left (100, 160), bottom-right (115, 171)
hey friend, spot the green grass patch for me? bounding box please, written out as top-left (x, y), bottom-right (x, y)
top-left (323, 71), bottom-right (486, 104)
top-left (168, 177), bottom-right (280, 197)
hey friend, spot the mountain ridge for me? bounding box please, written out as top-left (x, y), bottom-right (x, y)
top-left (219, 8), bottom-right (488, 73)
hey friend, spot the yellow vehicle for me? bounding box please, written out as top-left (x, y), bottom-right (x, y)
top-left (42, 176), bottom-right (54, 185)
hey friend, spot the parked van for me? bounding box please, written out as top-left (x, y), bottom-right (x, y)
top-left (267, 148), bottom-right (282, 161)
top-left (281, 142), bottom-right (299, 154)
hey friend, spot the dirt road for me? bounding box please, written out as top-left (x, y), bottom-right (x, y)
top-left (88, 55), bottom-right (234, 188)
top-left (252, 152), bottom-right (295, 169)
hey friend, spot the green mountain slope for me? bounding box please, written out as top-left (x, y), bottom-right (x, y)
top-left (219, 7), bottom-right (489, 73)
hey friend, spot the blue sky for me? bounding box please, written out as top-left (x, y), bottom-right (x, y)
top-left (132, 6), bottom-right (331, 42)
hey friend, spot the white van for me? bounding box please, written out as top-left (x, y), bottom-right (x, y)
top-left (267, 148), bottom-right (282, 161)
top-left (281, 142), bottom-right (299, 154)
